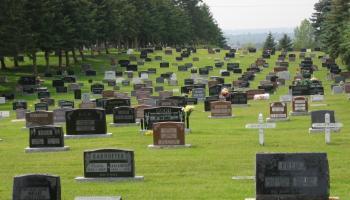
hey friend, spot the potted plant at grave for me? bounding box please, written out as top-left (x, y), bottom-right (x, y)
top-left (183, 105), bottom-right (195, 130)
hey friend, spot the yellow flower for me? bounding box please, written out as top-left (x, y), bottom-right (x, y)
top-left (184, 105), bottom-right (195, 113)
top-left (145, 130), bottom-right (153, 136)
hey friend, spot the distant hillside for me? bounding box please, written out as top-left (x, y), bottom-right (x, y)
top-left (224, 28), bottom-right (294, 49)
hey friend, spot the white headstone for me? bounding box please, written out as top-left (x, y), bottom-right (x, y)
top-left (279, 95), bottom-right (292, 102)
top-left (311, 95), bottom-right (324, 102)
top-left (132, 78), bottom-right (142, 84)
top-left (104, 71), bottom-right (116, 80)
top-left (0, 111), bottom-right (10, 118)
top-left (0, 97), bottom-right (5, 104)
top-left (140, 73), bottom-right (149, 80)
top-left (82, 93), bottom-right (91, 103)
top-left (277, 71), bottom-right (291, 80)
top-left (127, 49), bottom-right (134, 55)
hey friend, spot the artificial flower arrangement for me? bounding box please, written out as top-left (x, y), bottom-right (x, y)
top-left (182, 105), bottom-right (195, 129)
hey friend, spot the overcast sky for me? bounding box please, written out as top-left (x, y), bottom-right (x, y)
top-left (202, 0), bottom-right (319, 30)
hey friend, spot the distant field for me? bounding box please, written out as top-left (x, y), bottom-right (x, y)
top-left (0, 49), bottom-right (349, 199)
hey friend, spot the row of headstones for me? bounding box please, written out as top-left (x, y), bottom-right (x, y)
top-left (11, 152), bottom-right (336, 200)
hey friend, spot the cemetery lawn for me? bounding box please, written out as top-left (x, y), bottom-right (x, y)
top-left (0, 49), bottom-right (350, 199)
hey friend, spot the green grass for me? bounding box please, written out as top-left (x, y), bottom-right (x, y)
top-left (0, 49), bottom-right (349, 199)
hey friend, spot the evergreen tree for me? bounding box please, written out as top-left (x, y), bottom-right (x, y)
top-left (278, 34), bottom-right (293, 50)
top-left (263, 32), bottom-right (276, 50)
top-left (310, 0), bottom-right (332, 44)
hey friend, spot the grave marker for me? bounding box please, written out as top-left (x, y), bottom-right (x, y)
top-left (245, 113), bottom-right (276, 145)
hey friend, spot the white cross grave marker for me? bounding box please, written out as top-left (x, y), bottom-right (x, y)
top-left (312, 113), bottom-right (343, 144)
top-left (245, 113), bottom-right (276, 145)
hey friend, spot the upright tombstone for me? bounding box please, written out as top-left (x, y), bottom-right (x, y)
top-left (15, 108), bottom-right (28, 120)
top-left (245, 113), bottom-right (276, 145)
top-left (142, 107), bottom-right (185, 131)
top-left (111, 107), bottom-right (138, 126)
top-left (103, 98), bottom-right (131, 114)
top-left (75, 149), bottom-right (144, 182)
top-left (266, 102), bottom-right (289, 122)
top-left (65, 109), bottom-right (111, 138)
top-left (25, 111), bottom-right (54, 128)
top-left (254, 153), bottom-right (330, 200)
top-left (209, 101), bottom-right (233, 118)
top-left (230, 92), bottom-right (248, 106)
top-left (290, 96), bottom-right (309, 116)
top-left (13, 174), bottom-right (61, 200)
top-left (35, 103), bottom-right (49, 111)
top-left (309, 110), bottom-right (340, 133)
top-left (191, 88), bottom-right (206, 101)
top-left (149, 122), bottom-right (191, 148)
top-left (53, 108), bottom-right (73, 124)
top-left (26, 126), bottom-right (69, 152)
top-left (204, 96), bottom-right (219, 112)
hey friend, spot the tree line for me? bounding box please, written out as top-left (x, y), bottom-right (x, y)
top-left (311, 0), bottom-right (350, 68)
top-left (0, 0), bottom-right (226, 73)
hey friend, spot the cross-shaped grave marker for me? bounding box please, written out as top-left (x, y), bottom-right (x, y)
top-left (312, 113), bottom-right (343, 144)
top-left (245, 113), bottom-right (276, 145)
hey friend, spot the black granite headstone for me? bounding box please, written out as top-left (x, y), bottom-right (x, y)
top-left (256, 153), bottom-right (330, 200)
top-left (143, 107), bottom-right (185, 130)
top-left (113, 107), bottom-right (136, 124)
top-left (84, 149), bottom-right (135, 178)
top-left (66, 109), bottom-right (107, 135)
top-left (13, 174), bottom-right (61, 200)
top-left (29, 126), bottom-right (64, 148)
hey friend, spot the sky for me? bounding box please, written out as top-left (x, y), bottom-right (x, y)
top-left (202, 0), bottom-right (319, 30)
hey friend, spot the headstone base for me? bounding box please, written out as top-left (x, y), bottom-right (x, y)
top-left (232, 176), bottom-right (255, 180)
top-left (11, 119), bottom-right (25, 123)
top-left (309, 128), bottom-right (341, 134)
top-left (75, 176), bottom-right (144, 182)
top-left (109, 122), bottom-right (140, 127)
top-left (311, 103), bottom-right (328, 107)
top-left (65, 133), bottom-right (112, 139)
top-left (208, 115), bottom-right (235, 119)
top-left (148, 144), bottom-right (192, 149)
top-left (266, 117), bottom-right (289, 122)
top-left (231, 104), bottom-right (250, 107)
top-left (25, 146), bottom-right (70, 153)
top-left (75, 196), bottom-right (122, 200)
top-left (289, 111), bottom-right (310, 116)
top-left (244, 197), bottom-right (339, 200)
top-left (140, 129), bottom-right (191, 134)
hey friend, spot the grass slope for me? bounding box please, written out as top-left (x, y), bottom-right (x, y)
top-left (0, 49), bottom-right (349, 199)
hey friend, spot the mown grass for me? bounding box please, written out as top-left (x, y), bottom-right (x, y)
top-left (0, 49), bottom-right (349, 199)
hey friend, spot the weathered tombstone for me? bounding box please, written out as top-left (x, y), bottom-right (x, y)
top-left (16, 108), bottom-right (27, 120)
top-left (142, 107), bottom-right (185, 130)
top-left (0, 97), bottom-right (6, 104)
top-left (53, 108), bottom-right (73, 124)
top-left (0, 111), bottom-right (10, 119)
top-left (191, 88), bottom-right (206, 101)
top-left (209, 101), bottom-right (233, 118)
top-left (26, 126), bottom-right (69, 152)
top-left (290, 96), bottom-right (309, 116)
top-left (13, 174), bottom-right (61, 200)
top-left (134, 105), bottom-right (152, 120)
top-left (149, 122), bottom-right (191, 148)
top-left (332, 85), bottom-right (343, 94)
top-left (254, 153), bottom-right (330, 200)
top-left (309, 110), bottom-right (340, 133)
top-left (75, 149), bottom-right (143, 181)
top-left (34, 103), bottom-right (49, 111)
top-left (111, 107), bottom-right (138, 126)
top-left (266, 102), bottom-right (289, 122)
top-left (25, 111), bottom-right (54, 128)
top-left (65, 109), bottom-right (111, 138)
top-left (104, 71), bottom-right (116, 81)
top-left (245, 113), bottom-right (276, 145)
